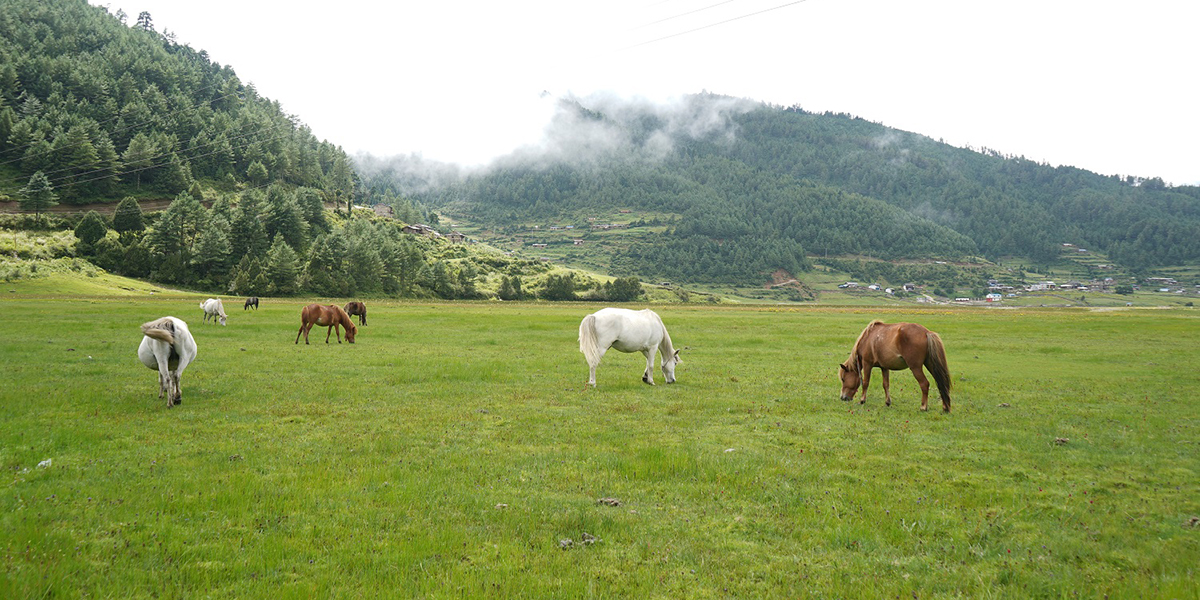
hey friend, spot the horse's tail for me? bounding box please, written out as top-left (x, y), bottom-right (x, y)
top-left (579, 314), bottom-right (601, 368)
top-left (141, 318), bottom-right (176, 345)
top-left (925, 331), bottom-right (952, 410)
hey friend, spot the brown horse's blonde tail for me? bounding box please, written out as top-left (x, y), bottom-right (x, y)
top-left (925, 331), bottom-right (952, 410)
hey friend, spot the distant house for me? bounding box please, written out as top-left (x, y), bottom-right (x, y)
top-left (402, 224), bottom-right (441, 238)
top-left (372, 203), bottom-right (395, 218)
top-left (985, 293), bottom-right (1003, 302)
top-left (619, 209), bottom-right (632, 214)
top-left (531, 243), bottom-right (547, 248)
top-left (445, 231), bottom-right (466, 244)
top-left (572, 239), bottom-right (584, 245)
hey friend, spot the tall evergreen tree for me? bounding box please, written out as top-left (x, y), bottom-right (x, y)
top-left (74, 210), bottom-right (108, 246)
top-left (112, 196), bottom-right (145, 237)
top-left (265, 236), bottom-right (300, 295)
top-left (18, 171), bottom-right (57, 225)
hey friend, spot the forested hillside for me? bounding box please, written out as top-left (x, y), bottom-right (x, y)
top-left (414, 95), bottom-right (1200, 284)
top-left (0, 0), bottom-right (357, 207)
top-left (0, 0), bottom-right (590, 301)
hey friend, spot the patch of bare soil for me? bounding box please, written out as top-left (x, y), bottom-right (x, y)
top-left (765, 269), bottom-right (816, 300)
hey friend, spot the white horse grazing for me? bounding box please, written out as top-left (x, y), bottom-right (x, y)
top-left (200, 298), bottom-right (227, 326)
top-left (138, 316), bottom-right (197, 407)
top-left (579, 307), bottom-right (681, 387)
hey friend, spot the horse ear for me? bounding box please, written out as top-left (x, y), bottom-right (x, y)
top-left (839, 363), bottom-right (847, 372)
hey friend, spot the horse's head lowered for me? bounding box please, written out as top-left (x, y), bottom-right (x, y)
top-left (343, 318), bottom-right (357, 344)
top-left (838, 358), bottom-right (861, 401)
top-left (662, 348), bottom-right (682, 384)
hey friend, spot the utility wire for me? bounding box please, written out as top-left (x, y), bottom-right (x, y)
top-left (623, 0), bottom-right (811, 50)
top-left (631, 0), bottom-right (736, 31)
top-left (52, 127), bottom-right (302, 192)
top-left (3, 118), bottom-right (294, 188)
top-left (0, 86), bottom-right (247, 168)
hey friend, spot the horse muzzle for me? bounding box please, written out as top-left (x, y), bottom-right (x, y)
top-left (840, 394), bottom-right (851, 401)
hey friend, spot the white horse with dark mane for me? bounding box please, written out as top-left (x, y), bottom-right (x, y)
top-left (579, 308), bottom-right (681, 387)
top-left (200, 298), bottom-right (227, 326)
top-left (138, 316), bottom-right (197, 407)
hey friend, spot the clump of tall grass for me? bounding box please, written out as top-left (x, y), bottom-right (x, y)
top-left (0, 228), bottom-right (77, 260)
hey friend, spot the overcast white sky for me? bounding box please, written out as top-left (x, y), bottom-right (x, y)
top-left (92, 0), bottom-right (1199, 185)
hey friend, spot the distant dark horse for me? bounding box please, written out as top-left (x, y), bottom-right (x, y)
top-left (838, 320), bottom-right (952, 412)
top-left (244, 297), bottom-right (259, 310)
top-left (344, 301), bottom-right (367, 326)
top-left (295, 304), bottom-right (357, 345)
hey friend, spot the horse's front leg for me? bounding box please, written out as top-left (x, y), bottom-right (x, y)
top-left (859, 367), bottom-right (872, 404)
top-left (881, 369), bottom-right (892, 407)
top-left (642, 350), bottom-right (655, 385)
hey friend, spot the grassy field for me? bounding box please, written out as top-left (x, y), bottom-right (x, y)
top-left (1, 294), bottom-right (1198, 598)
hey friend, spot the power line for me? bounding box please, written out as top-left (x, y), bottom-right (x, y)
top-left (0, 85), bottom-right (247, 169)
top-left (2, 118), bottom-right (294, 188)
top-left (51, 127), bottom-right (302, 192)
top-left (623, 0), bottom-right (811, 50)
top-left (631, 0), bottom-right (736, 31)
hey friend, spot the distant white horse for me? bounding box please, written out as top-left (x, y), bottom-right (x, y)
top-left (579, 307), bottom-right (681, 387)
top-left (138, 316), bottom-right (197, 407)
top-left (200, 298), bottom-right (227, 326)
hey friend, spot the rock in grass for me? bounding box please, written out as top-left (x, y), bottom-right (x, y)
top-left (597, 497), bottom-right (621, 507)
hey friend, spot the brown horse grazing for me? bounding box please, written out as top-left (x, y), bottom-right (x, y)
top-left (839, 320), bottom-right (952, 412)
top-left (295, 304), bottom-right (357, 345)
top-left (344, 301), bottom-right (367, 326)
top-left (244, 296), bottom-right (259, 310)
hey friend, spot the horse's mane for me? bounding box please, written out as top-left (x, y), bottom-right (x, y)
top-left (846, 320), bottom-right (885, 365)
top-left (647, 310), bottom-right (676, 357)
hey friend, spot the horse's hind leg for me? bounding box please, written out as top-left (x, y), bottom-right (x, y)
top-left (171, 371), bottom-right (182, 405)
top-left (910, 366), bottom-right (931, 411)
top-left (296, 324), bottom-right (305, 344)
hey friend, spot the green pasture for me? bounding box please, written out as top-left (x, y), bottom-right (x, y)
top-left (1, 297), bottom-right (1197, 598)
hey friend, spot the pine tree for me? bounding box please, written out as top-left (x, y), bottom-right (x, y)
top-left (18, 171), bottom-right (57, 226)
top-left (74, 210), bottom-right (108, 249)
top-left (192, 215), bottom-right (232, 279)
top-left (265, 236), bottom-right (300, 295)
top-left (113, 196), bottom-right (145, 237)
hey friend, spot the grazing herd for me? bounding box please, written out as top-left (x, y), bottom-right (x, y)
top-left (138, 299), bottom-right (953, 413)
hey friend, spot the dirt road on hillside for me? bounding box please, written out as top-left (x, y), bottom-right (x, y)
top-left (0, 198), bottom-right (176, 216)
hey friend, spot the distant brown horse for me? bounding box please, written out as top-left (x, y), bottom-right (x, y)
top-left (838, 320), bottom-right (952, 412)
top-left (244, 297), bottom-right (259, 310)
top-left (344, 301), bottom-right (367, 326)
top-left (295, 304), bottom-right (357, 345)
